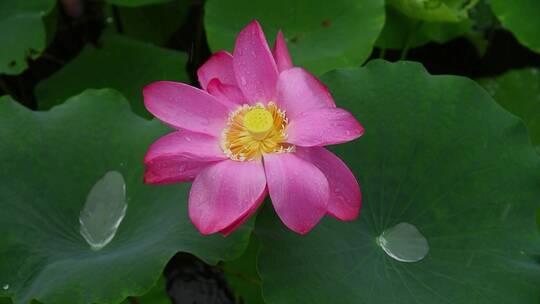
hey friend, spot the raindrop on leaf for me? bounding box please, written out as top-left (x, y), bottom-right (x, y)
top-left (79, 171), bottom-right (127, 251)
top-left (376, 222), bottom-right (429, 263)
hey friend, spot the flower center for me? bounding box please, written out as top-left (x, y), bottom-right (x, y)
top-left (221, 102), bottom-right (294, 161)
top-left (243, 108), bottom-right (274, 139)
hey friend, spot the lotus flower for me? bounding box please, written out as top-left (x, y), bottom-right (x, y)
top-left (143, 20), bottom-right (364, 235)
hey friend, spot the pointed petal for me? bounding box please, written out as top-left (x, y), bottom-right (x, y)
top-left (295, 147), bottom-right (361, 221)
top-left (272, 31), bottom-right (293, 72)
top-left (287, 108), bottom-right (364, 147)
top-left (276, 67), bottom-right (335, 119)
top-left (219, 190), bottom-right (266, 236)
top-left (144, 131), bottom-right (226, 184)
top-left (144, 81), bottom-right (229, 136)
top-left (233, 20), bottom-right (279, 104)
top-left (207, 78), bottom-right (246, 109)
top-left (189, 160), bottom-right (267, 235)
top-left (264, 153), bottom-right (329, 234)
top-left (197, 51), bottom-right (236, 90)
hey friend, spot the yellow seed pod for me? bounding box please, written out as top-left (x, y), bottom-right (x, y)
top-left (243, 108), bottom-right (274, 138)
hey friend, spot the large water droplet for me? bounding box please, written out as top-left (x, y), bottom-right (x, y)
top-left (376, 222), bottom-right (429, 263)
top-left (79, 171), bottom-right (127, 251)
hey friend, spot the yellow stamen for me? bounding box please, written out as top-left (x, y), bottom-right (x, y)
top-left (221, 102), bottom-right (294, 161)
top-left (243, 108), bottom-right (274, 139)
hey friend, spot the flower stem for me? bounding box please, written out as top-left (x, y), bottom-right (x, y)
top-left (400, 21), bottom-right (423, 60)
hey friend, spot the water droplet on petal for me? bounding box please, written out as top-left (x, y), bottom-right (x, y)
top-left (79, 171), bottom-right (127, 251)
top-left (185, 136), bottom-right (192, 142)
top-left (240, 77), bottom-right (247, 86)
top-left (376, 222), bottom-right (429, 263)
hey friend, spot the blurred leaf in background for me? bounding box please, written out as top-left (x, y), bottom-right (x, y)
top-left (376, 0), bottom-right (498, 55)
top-left (204, 0), bottom-right (385, 75)
top-left (256, 60), bottom-right (540, 304)
top-left (105, 0), bottom-right (173, 7)
top-left (387, 0), bottom-right (478, 22)
top-left (479, 68), bottom-right (540, 154)
top-left (0, 90), bottom-right (250, 304)
top-left (0, 0), bottom-right (56, 75)
top-left (36, 33), bottom-right (189, 118)
top-left (490, 0), bottom-right (540, 54)
top-left (107, 0), bottom-right (189, 46)
top-left (376, 5), bottom-right (471, 50)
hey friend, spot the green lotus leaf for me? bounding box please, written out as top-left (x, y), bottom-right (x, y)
top-left (120, 276), bottom-right (169, 304)
top-left (223, 235), bottom-right (264, 304)
top-left (479, 68), bottom-right (540, 153)
top-left (36, 33), bottom-right (189, 118)
top-left (478, 68), bottom-right (540, 236)
top-left (204, 0), bottom-right (385, 75)
top-left (112, 0), bottom-right (189, 46)
top-left (538, 207), bottom-right (540, 234)
top-left (376, 5), bottom-right (471, 50)
top-left (490, 0), bottom-right (540, 53)
top-left (106, 0), bottom-right (172, 7)
top-left (0, 0), bottom-right (56, 75)
top-left (387, 0), bottom-right (478, 22)
top-left (0, 89), bottom-right (250, 304)
top-left (256, 60), bottom-right (540, 304)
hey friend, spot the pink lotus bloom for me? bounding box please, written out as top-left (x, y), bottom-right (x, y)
top-left (143, 20), bottom-right (363, 235)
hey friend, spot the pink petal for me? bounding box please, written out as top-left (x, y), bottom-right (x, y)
top-left (206, 78), bottom-right (246, 109)
top-left (219, 190), bottom-right (266, 236)
top-left (264, 153), bottom-right (329, 234)
top-left (272, 31), bottom-right (293, 72)
top-left (145, 157), bottom-right (218, 184)
top-left (144, 81), bottom-right (229, 136)
top-left (233, 20), bottom-right (279, 104)
top-left (276, 67), bottom-right (336, 119)
top-left (144, 131), bottom-right (226, 184)
top-left (295, 147), bottom-right (361, 221)
top-left (287, 108), bottom-right (364, 147)
top-left (189, 160), bottom-right (267, 235)
top-left (197, 51), bottom-right (236, 90)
